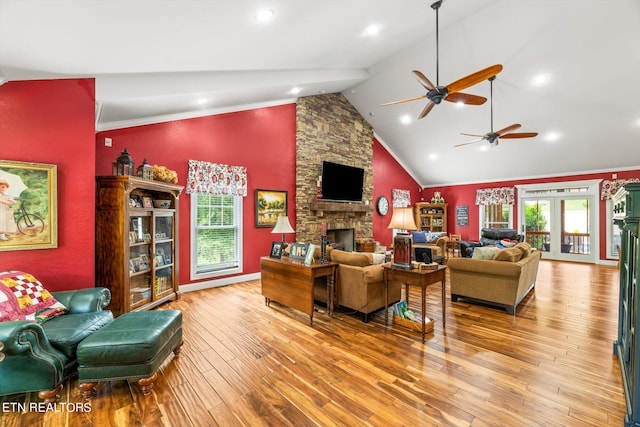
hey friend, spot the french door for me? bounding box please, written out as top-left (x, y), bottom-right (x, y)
top-left (517, 180), bottom-right (600, 263)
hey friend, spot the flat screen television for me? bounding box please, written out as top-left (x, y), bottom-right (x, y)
top-left (321, 161), bottom-right (364, 202)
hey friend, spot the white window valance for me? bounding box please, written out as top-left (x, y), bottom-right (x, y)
top-left (392, 189), bottom-right (411, 207)
top-left (476, 187), bottom-right (515, 205)
top-left (601, 178), bottom-right (640, 200)
top-left (186, 160), bottom-right (247, 196)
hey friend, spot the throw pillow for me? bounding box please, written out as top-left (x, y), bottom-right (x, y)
top-left (514, 242), bottom-right (532, 258)
top-left (492, 247), bottom-right (523, 262)
top-left (0, 270), bottom-right (68, 323)
top-left (371, 253), bottom-right (386, 264)
top-left (472, 246), bottom-right (501, 260)
top-left (411, 231), bottom-right (428, 244)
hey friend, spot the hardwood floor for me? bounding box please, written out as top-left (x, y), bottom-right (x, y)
top-left (1, 260), bottom-right (627, 426)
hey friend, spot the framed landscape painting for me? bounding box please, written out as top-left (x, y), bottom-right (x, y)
top-left (255, 189), bottom-right (287, 228)
top-left (0, 160), bottom-right (58, 251)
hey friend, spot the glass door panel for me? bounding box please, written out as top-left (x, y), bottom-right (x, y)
top-left (561, 198), bottom-right (590, 256)
top-left (523, 199), bottom-right (551, 252)
top-left (129, 213), bottom-right (152, 308)
top-left (154, 213), bottom-right (174, 297)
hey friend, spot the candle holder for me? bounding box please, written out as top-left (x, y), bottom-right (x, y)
top-left (319, 235), bottom-right (328, 264)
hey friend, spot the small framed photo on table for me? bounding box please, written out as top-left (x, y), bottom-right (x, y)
top-left (304, 243), bottom-right (317, 266)
top-left (270, 241), bottom-right (283, 259)
top-left (289, 242), bottom-right (308, 260)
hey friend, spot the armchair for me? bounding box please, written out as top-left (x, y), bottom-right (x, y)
top-left (314, 249), bottom-right (401, 322)
top-left (0, 287), bottom-right (113, 402)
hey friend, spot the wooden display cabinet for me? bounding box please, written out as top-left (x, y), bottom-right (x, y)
top-left (95, 176), bottom-right (183, 317)
top-left (414, 203), bottom-right (447, 233)
top-left (613, 182), bottom-right (640, 426)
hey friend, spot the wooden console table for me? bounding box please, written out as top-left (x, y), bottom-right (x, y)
top-left (260, 256), bottom-right (338, 325)
top-left (383, 264), bottom-right (447, 341)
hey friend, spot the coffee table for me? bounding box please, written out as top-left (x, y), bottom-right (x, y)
top-left (383, 264), bottom-right (447, 341)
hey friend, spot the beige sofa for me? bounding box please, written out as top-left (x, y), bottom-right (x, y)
top-left (313, 249), bottom-right (401, 322)
top-left (447, 243), bottom-right (541, 314)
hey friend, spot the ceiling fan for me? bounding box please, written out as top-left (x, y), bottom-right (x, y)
top-left (381, 0), bottom-right (503, 119)
top-left (455, 76), bottom-right (538, 147)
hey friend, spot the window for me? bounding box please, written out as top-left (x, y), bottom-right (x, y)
top-left (480, 204), bottom-right (512, 230)
top-left (190, 194), bottom-right (242, 279)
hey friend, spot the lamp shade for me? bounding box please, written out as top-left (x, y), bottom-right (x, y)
top-left (387, 207), bottom-right (417, 231)
top-left (272, 216), bottom-right (295, 234)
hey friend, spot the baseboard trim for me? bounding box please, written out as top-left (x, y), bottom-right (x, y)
top-left (179, 272), bottom-right (261, 293)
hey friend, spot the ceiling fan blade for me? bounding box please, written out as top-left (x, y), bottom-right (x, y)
top-left (445, 92), bottom-right (487, 105)
top-left (380, 95), bottom-right (427, 106)
top-left (446, 64), bottom-right (503, 95)
top-left (495, 123), bottom-right (522, 136)
top-left (500, 132), bottom-right (539, 139)
top-left (412, 70), bottom-right (436, 91)
top-left (454, 138), bottom-right (485, 148)
top-left (460, 132), bottom-right (484, 137)
top-left (418, 101), bottom-right (436, 119)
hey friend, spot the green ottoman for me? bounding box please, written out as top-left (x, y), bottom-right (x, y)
top-left (76, 310), bottom-right (183, 398)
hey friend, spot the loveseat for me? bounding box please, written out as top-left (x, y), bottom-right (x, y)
top-left (460, 228), bottom-right (524, 258)
top-left (313, 249), bottom-right (401, 322)
top-left (410, 231), bottom-right (449, 257)
top-left (0, 273), bottom-right (113, 402)
top-left (447, 242), bottom-right (541, 314)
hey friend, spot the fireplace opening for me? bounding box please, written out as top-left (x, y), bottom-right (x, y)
top-left (327, 228), bottom-right (355, 252)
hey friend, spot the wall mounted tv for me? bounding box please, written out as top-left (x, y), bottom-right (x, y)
top-left (321, 161), bottom-right (364, 203)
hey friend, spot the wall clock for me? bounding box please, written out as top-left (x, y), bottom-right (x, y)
top-left (376, 196), bottom-right (389, 216)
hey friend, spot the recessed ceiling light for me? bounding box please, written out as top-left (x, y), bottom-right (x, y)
top-left (256, 9), bottom-right (274, 22)
top-left (290, 87), bottom-right (301, 95)
top-left (195, 98), bottom-right (208, 105)
top-left (544, 131), bottom-right (561, 142)
top-left (400, 115), bottom-right (411, 125)
top-left (480, 145), bottom-right (489, 151)
top-left (531, 73), bottom-right (550, 87)
top-left (364, 24), bottom-right (381, 37)
top-left (428, 153), bottom-right (438, 161)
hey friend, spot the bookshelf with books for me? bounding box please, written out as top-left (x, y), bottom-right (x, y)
top-left (95, 176), bottom-right (183, 317)
top-left (414, 203), bottom-right (447, 233)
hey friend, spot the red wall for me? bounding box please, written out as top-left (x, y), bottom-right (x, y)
top-left (423, 169), bottom-right (640, 261)
top-left (372, 139), bottom-right (421, 247)
top-left (0, 79), bottom-right (96, 290)
top-left (96, 105), bottom-right (297, 285)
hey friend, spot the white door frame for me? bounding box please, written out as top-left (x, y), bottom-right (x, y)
top-left (516, 179), bottom-right (601, 263)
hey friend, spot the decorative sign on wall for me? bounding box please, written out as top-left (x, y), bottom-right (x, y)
top-left (456, 205), bottom-right (469, 226)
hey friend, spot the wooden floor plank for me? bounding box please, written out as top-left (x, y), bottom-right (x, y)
top-left (0, 260), bottom-right (628, 426)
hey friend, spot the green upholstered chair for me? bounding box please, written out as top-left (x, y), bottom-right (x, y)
top-left (0, 287), bottom-right (113, 402)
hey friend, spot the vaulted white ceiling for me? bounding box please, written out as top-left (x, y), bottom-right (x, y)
top-left (1, 0), bottom-right (639, 186)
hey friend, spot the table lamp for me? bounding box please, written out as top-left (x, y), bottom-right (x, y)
top-left (272, 216), bottom-right (295, 252)
top-left (388, 207), bottom-right (418, 269)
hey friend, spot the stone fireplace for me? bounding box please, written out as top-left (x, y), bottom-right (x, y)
top-left (295, 93), bottom-right (374, 246)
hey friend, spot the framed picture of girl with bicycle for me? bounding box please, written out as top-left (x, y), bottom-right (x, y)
top-left (0, 160), bottom-right (57, 251)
